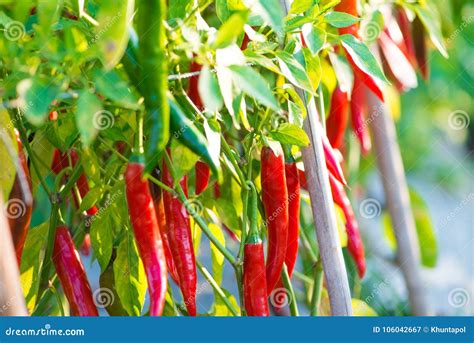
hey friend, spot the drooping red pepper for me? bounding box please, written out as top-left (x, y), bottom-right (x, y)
top-left (149, 172), bottom-right (180, 284)
top-left (7, 132), bottom-right (33, 265)
top-left (412, 15), bottom-right (429, 81)
top-left (395, 7), bottom-right (418, 69)
top-left (125, 158), bottom-right (167, 316)
top-left (283, 162), bottom-right (300, 278)
top-left (261, 146), bottom-right (288, 295)
top-left (195, 161), bottom-right (210, 195)
top-left (243, 183), bottom-right (269, 316)
top-left (162, 155), bottom-right (197, 316)
top-left (321, 133), bottom-right (347, 185)
top-left (52, 226), bottom-right (98, 316)
top-left (326, 86), bottom-right (350, 150)
top-left (328, 174), bottom-right (366, 278)
top-left (336, 0), bottom-right (384, 102)
top-left (351, 74), bottom-right (372, 155)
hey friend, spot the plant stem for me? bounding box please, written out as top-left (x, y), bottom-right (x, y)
top-left (221, 138), bottom-right (246, 186)
top-left (317, 84), bottom-right (326, 131)
top-left (281, 264), bottom-right (299, 316)
top-left (196, 261), bottom-right (240, 316)
top-left (310, 259), bottom-right (324, 316)
top-left (50, 284), bottom-right (65, 316)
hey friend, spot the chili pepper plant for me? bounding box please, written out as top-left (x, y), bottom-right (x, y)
top-left (0, 0), bottom-right (448, 316)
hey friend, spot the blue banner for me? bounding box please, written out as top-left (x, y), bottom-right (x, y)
top-left (0, 316), bottom-right (472, 342)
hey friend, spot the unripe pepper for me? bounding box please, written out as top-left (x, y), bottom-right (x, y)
top-left (351, 74), bottom-right (372, 155)
top-left (161, 154), bottom-right (197, 316)
top-left (243, 182), bottom-right (269, 316)
top-left (261, 146), bottom-right (288, 294)
top-left (328, 174), bottom-right (366, 278)
top-left (326, 86), bottom-right (350, 150)
top-left (125, 158), bottom-right (167, 316)
top-left (7, 132), bottom-right (33, 265)
top-left (149, 171), bottom-right (180, 284)
top-left (52, 226), bottom-right (98, 316)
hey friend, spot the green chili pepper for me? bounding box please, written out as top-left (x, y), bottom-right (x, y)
top-left (136, 0), bottom-right (169, 172)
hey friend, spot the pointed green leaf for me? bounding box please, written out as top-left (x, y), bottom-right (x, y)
top-left (228, 65), bottom-right (279, 110)
top-left (76, 91), bottom-right (102, 146)
top-left (213, 11), bottom-right (249, 49)
top-left (244, 0), bottom-right (285, 36)
top-left (277, 51), bottom-right (313, 92)
top-left (269, 123), bottom-right (310, 146)
top-left (325, 11), bottom-right (361, 28)
top-left (198, 66), bottom-right (224, 112)
top-left (414, 3), bottom-right (448, 58)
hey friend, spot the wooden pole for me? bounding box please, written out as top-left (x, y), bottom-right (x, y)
top-left (367, 91), bottom-right (431, 315)
top-left (0, 195), bottom-right (28, 316)
top-left (280, 0), bottom-right (353, 316)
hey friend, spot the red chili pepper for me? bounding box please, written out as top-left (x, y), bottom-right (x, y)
top-left (283, 162), bottom-right (300, 278)
top-left (125, 159), bottom-right (167, 316)
top-left (335, 0), bottom-right (384, 102)
top-left (51, 149), bottom-right (98, 216)
top-left (52, 226), bottom-right (98, 316)
top-left (241, 33), bottom-right (250, 50)
top-left (188, 60), bottom-right (204, 110)
top-left (7, 133), bottom-right (33, 265)
top-left (243, 182), bottom-right (269, 316)
top-left (412, 15), bottom-right (429, 81)
top-left (195, 161), bottom-right (210, 195)
top-left (328, 174), bottom-right (366, 278)
top-left (351, 74), bottom-right (372, 155)
top-left (326, 86), bottom-right (350, 150)
top-left (162, 156), bottom-right (197, 316)
top-left (395, 7), bottom-right (418, 68)
top-left (80, 234), bottom-right (91, 256)
top-left (261, 146), bottom-right (288, 295)
top-left (322, 133), bottom-right (347, 185)
top-left (149, 174), bottom-right (180, 285)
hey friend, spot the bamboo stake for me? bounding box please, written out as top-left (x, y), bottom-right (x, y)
top-left (367, 91), bottom-right (431, 315)
top-left (280, 0), bottom-right (353, 316)
top-left (0, 195), bottom-right (28, 316)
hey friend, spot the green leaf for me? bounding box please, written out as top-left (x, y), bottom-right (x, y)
top-left (36, 0), bottom-right (63, 38)
top-left (76, 91), bottom-right (102, 146)
top-left (325, 11), bottom-right (360, 28)
top-left (0, 109), bottom-right (17, 201)
top-left (228, 65), bottom-right (279, 111)
top-left (16, 77), bottom-right (59, 126)
top-left (114, 230), bottom-right (146, 316)
top-left (213, 288), bottom-right (240, 316)
top-left (340, 34), bottom-right (388, 83)
top-left (198, 66), bottom-right (224, 112)
top-left (302, 25), bottom-right (326, 54)
top-left (20, 222), bottom-right (49, 312)
top-left (95, 0), bottom-right (135, 70)
top-left (209, 223), bottom-right (225, 286)
top-left (29, 128), bottom-right (55, 196)
top-left (204, 119), bottom-right (222, 172)
top-left (290, 0), bottom-right (314, 14)
top-left (269, 123), bottom-right (310, 146)
top-left (302, 47), bottom-right (321, 91)
top-left (170, 140), bottom-right (200, 183)
top-left (414, 3), bottom-right (448, 58)
top-left (409, 188), bottom-right (438, 268)
top-left (277, 51), bottom-right (313, 93)
top-left (383, 188), bottom-right (438, 268)
top-left (213, 11), bottom-right (249, 49)
top-left (169, 0), bottom-right (192, 19)
top-left (78, 187), bottom-right (103, 213)
top-left (90, 210), bottom-right (113, 271)
top-left (243, 0), bottom-right (285, 37)
top-left (94, 70), bottom-right (140, 110)
top-left (328, 51), bottom-right (354, 94)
